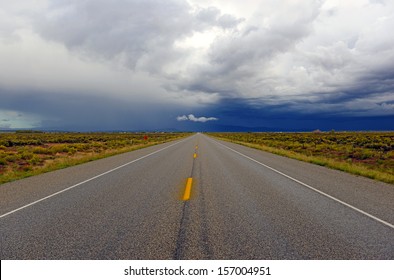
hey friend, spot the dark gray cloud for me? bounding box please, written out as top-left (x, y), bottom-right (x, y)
top-left (174, 0), bottom-right (394, 119)
top-left (0, 0), bottom-right (393, 131)
top-left (36, 0), bottom-right (190, 69)
top-left (175, 1), bottom-right (324, 97)
top-left (34, 0), bottom-right (242, 72)
top-left (0, 87), bottom-right (191, 130)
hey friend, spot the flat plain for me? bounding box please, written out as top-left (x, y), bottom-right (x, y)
top-left (209, 132), bottom-right (394, 184)
top-left (0, 131), bottom-right (189, 184)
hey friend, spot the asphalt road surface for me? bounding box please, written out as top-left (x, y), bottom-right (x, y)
top-left (1, 134), bottom-right (393, 259)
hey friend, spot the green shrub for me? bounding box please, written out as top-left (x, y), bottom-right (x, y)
top-left (28, 155), bottom-right (42, 165)
top-left (21, 152), bottom-right (34, 160)
top-left (32, 147), bottom-right (52, 154)
top-left (5, 155), bottom-right (18, 162)
top-left (67, 147), bottom-right (77, 155)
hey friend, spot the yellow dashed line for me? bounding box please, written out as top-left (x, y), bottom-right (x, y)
top-left (182, 177), bottom-right (193, 200)
top-left (193, 153), bottom-right (197, 158)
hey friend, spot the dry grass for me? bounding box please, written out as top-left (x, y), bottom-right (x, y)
top-left (0, 132), bottom-right (189, 184)
top-left (210, 133), bottom-right (394, 185)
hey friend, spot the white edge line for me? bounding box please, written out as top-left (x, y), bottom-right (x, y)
top-left (0, 138), bottom-right (189, 219)
top-left (210, 137), bottom-right (394, 230)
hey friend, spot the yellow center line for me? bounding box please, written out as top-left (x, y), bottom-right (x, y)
top-left (193, 153), bottom-right (197, 158)
top-left (195, 145), bottom-right (198, 150)
top-left (182, 177), bottom-right (193, 200)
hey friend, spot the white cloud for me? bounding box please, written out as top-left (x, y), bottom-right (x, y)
top-left (176, 115), bottom-right (189, 121)
top-left (177, 114), bottom-right (218, 122)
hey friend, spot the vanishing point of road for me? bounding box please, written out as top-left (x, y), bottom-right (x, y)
top-left (1, 134), bottom-right (393, 259)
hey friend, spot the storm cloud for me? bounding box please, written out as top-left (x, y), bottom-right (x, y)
top-left (0, 0), bottom-right (393, 130)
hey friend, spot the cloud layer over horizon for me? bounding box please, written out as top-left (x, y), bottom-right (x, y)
top-left (0, 0), bottom-right (393, 131)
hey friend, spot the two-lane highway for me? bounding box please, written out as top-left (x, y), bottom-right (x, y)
top-left (1, 134), bottom-right (393, 259)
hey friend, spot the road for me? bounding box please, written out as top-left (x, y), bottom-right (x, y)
top-left (1, 133), bottom-right (393, 259)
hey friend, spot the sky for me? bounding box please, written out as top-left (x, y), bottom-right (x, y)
top-left (0, 0), bottom-right (393, 131)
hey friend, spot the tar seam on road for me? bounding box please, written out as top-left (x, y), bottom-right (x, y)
top-left (211, 137), bottom-right (394, 230)
top-left (174, 142), bottom-right (198, 259)
top-left (174, 202), bottom-right (188, 260)
top-left (0, 138), bottom-right (190, 219)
